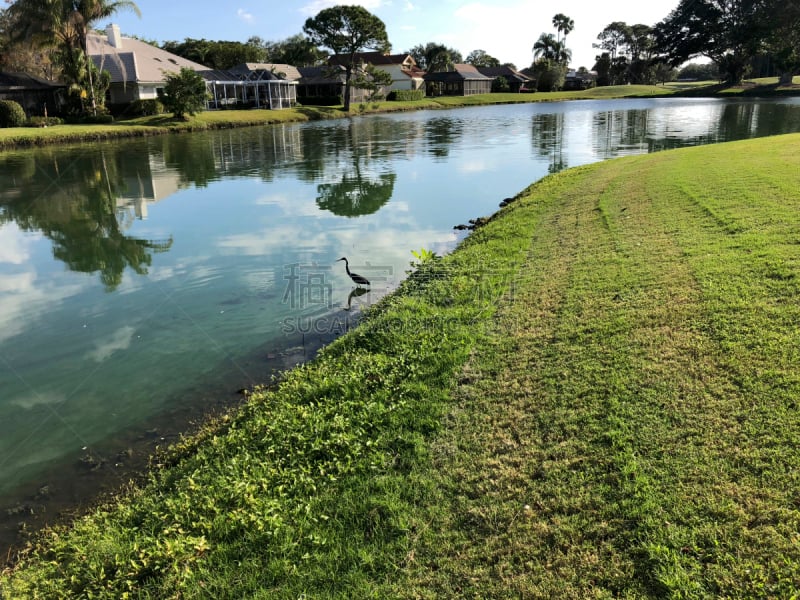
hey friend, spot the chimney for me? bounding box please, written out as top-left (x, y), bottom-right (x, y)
top-left (106, 23), bottom-right (122, 49)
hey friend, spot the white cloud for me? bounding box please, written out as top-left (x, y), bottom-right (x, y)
top-left (10, 391), bottom-right (66, 411)
top-left (87, 325), bottom-right (136, 362)
top-left (0, 271), bottom-right (85, 344)
top-left (237, 8), bottom-right (255, 23)
top-left (0, 223), bottom-right (35, 265)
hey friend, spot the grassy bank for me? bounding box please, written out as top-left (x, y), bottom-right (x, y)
top-left (2, 127), bottom-right (800, 596)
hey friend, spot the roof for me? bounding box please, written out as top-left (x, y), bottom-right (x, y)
top-left (424, 64), bottom-right (494, 82)
top-left (329, 52), bottom-right (416, 68)
top-left (297, 65), bottom-right (347, 85)
top-left (0, 71), bottom-right (65, 89)
top-left (401, 66), bottom-right (426, 79)
top-left (198, 69), bottom-right (297, 84)
top-left (475, 66), bottom-right (533, 83)
top-left (229, 63), bottom-right (302, 81)
top-left (87, 32), bottom-right (210, 84)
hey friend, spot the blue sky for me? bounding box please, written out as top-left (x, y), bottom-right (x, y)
top-left (111, 0), bottom-right (682, 70)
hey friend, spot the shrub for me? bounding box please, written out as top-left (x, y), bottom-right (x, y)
top-left (26, 116), bottom-right (64, 127)
top-left (0, 100), bottom-right (26, 128)
top-left (64, 112), bottom-right (114, 124)
top-left (129, 98), bottom-right (165, 116)
top-left (162, 68), bottom-right (208, 119)
top-left (492, 76), bottom-right (510, 93)
top-left (388, 90), bottom-right (425, 101)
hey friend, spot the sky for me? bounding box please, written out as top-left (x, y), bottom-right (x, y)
top-left (110, 0), bottom-right (683, 70)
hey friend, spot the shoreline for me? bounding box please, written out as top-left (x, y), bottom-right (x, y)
top-left (2, 81), bottom-right (799, 151)
top-left (2, 104), bottom-right (800, 596)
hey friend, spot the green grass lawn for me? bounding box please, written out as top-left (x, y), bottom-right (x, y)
top-left (2, 133), bottom-right (800, 598)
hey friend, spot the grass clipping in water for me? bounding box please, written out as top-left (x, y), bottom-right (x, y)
top-left (4, 134), bottom-right (800, 598)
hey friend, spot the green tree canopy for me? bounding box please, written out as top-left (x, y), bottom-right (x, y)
top-left (161, 67), bottom-right (207, 119)
top-left (465, 49), bottom-right (500, 68)
top-left (263, 33), bottom-right (326, 66)
top-left (595, 21), bottom-right (631, 60)
top-left (532, 33), bottom-right (571, 65)
top-left (408, 42), bottom-right (462, 72)
top-left (552, 13), bottom-right (575, 45)
top-left (303, 5), bottom-right (390, 111)
top-left (7, 0), bottom-right (140, 113)
top-left (653, 0), bottom-right (771, 84)
top-left (161, 38), bottom-right (266, 69)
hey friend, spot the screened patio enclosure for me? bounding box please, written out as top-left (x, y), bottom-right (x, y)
top-left (201, 69), bottom-right (297, 110)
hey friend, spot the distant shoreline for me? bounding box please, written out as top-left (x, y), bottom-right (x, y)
top-left (2, 80), bottom-right (798, 151)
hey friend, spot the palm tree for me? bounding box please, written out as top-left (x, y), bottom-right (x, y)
top-left (533, 33), bottom-right (559, 62)
top-left (552, 13), bottom-right (575, 46)
top-left (533, 33), bottom-right (571, 65)
top-left (72, 0), bottom-right (141, 114)
top-left (9, 0), bottom-right (140, 114)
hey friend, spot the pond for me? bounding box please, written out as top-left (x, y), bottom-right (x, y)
top-left (2, 96), bottom-right (800, 548)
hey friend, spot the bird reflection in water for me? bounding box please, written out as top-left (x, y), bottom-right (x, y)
top-left (344, 287), bottom-right (369, 311)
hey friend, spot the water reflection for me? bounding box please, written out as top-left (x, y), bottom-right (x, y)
top-left (532, 113), bottom-right (567, 174)
top-left (424, 117), bottom-right (465, 158)
top-left (0, 148), bottom-right (173, 290)
top-left (314, 121), bottom-right (397, 217)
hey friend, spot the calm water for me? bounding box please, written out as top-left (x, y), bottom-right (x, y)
top-left (2, 97), bottom-right (800, 546)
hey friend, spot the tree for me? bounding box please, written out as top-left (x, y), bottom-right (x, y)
top-left (264, 33), bottom-right (326, 66)
top-left (532, 33), bottom-right (570, 64)
top-left (161, 38), bottom-right (266, 70)
top-left (654, 61), bottom-right (678, 85)
top-left (465, 49), bottom-right (500, 68)
top-left (762, 0), bottom-right (800, 83)
top-left (552, 13), bottom-right (574, 46)
top-left (352, 63), bottom-right (393, 102)
top-left (678, 62), bottom-right (721, 80)
top-left (653, 0), bottom-right (769, 84)
top-left (303, 5), bottom-right (390, 111)
top-left (408, 42), bottom-right (462, 72)
top-left (161, 68), bottom-right (207, 119)
top-left (532, 58), bottom-right (567, 92)
top-left (7, 0), bottom-right (140, 114)
top-left (595, 22), bottom-right (631, 61)
top-left (0, 7), bottom-right (58, 78)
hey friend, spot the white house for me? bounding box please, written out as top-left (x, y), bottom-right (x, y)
top-left (329, 52), bottom-right (426, 93)
top-left (88, 24), bottom-right (209, 105)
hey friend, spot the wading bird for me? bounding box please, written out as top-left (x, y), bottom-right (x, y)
top-left (337, 257), bottom-right (370, 287)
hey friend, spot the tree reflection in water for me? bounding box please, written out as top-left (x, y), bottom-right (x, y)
top-left (314, 120), bottom-right (397, 217)
top-left (0, 147), bottom-right (173, 291)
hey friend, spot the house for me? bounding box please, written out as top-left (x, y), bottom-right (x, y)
top-left (88, 24), bottom-right (210, 105)
top-left (230, 63), bottom-right (302, 82)
top-left (88, 26), bottom-right (296, 110)
top-left (296, 65), bottom-right (372, 105)
top-left (0, 71), bottom-right (66, 116)
top-left (423, 64), bottom-right (493, 96)
top-left (475, 66), bottom-right (535, 93)
top-left (563, 70), bottom-right (597, 90)
top-left (328, 52), bottom-right (426, 93)
top-left (203, 65), bottom-right (297, 110)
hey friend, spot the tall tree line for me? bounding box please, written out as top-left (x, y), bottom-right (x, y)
top-left (653, 0), bottom-right (800, 84)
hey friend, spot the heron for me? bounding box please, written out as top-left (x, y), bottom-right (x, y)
top-left (337, 257), bottom-right (370, 287)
